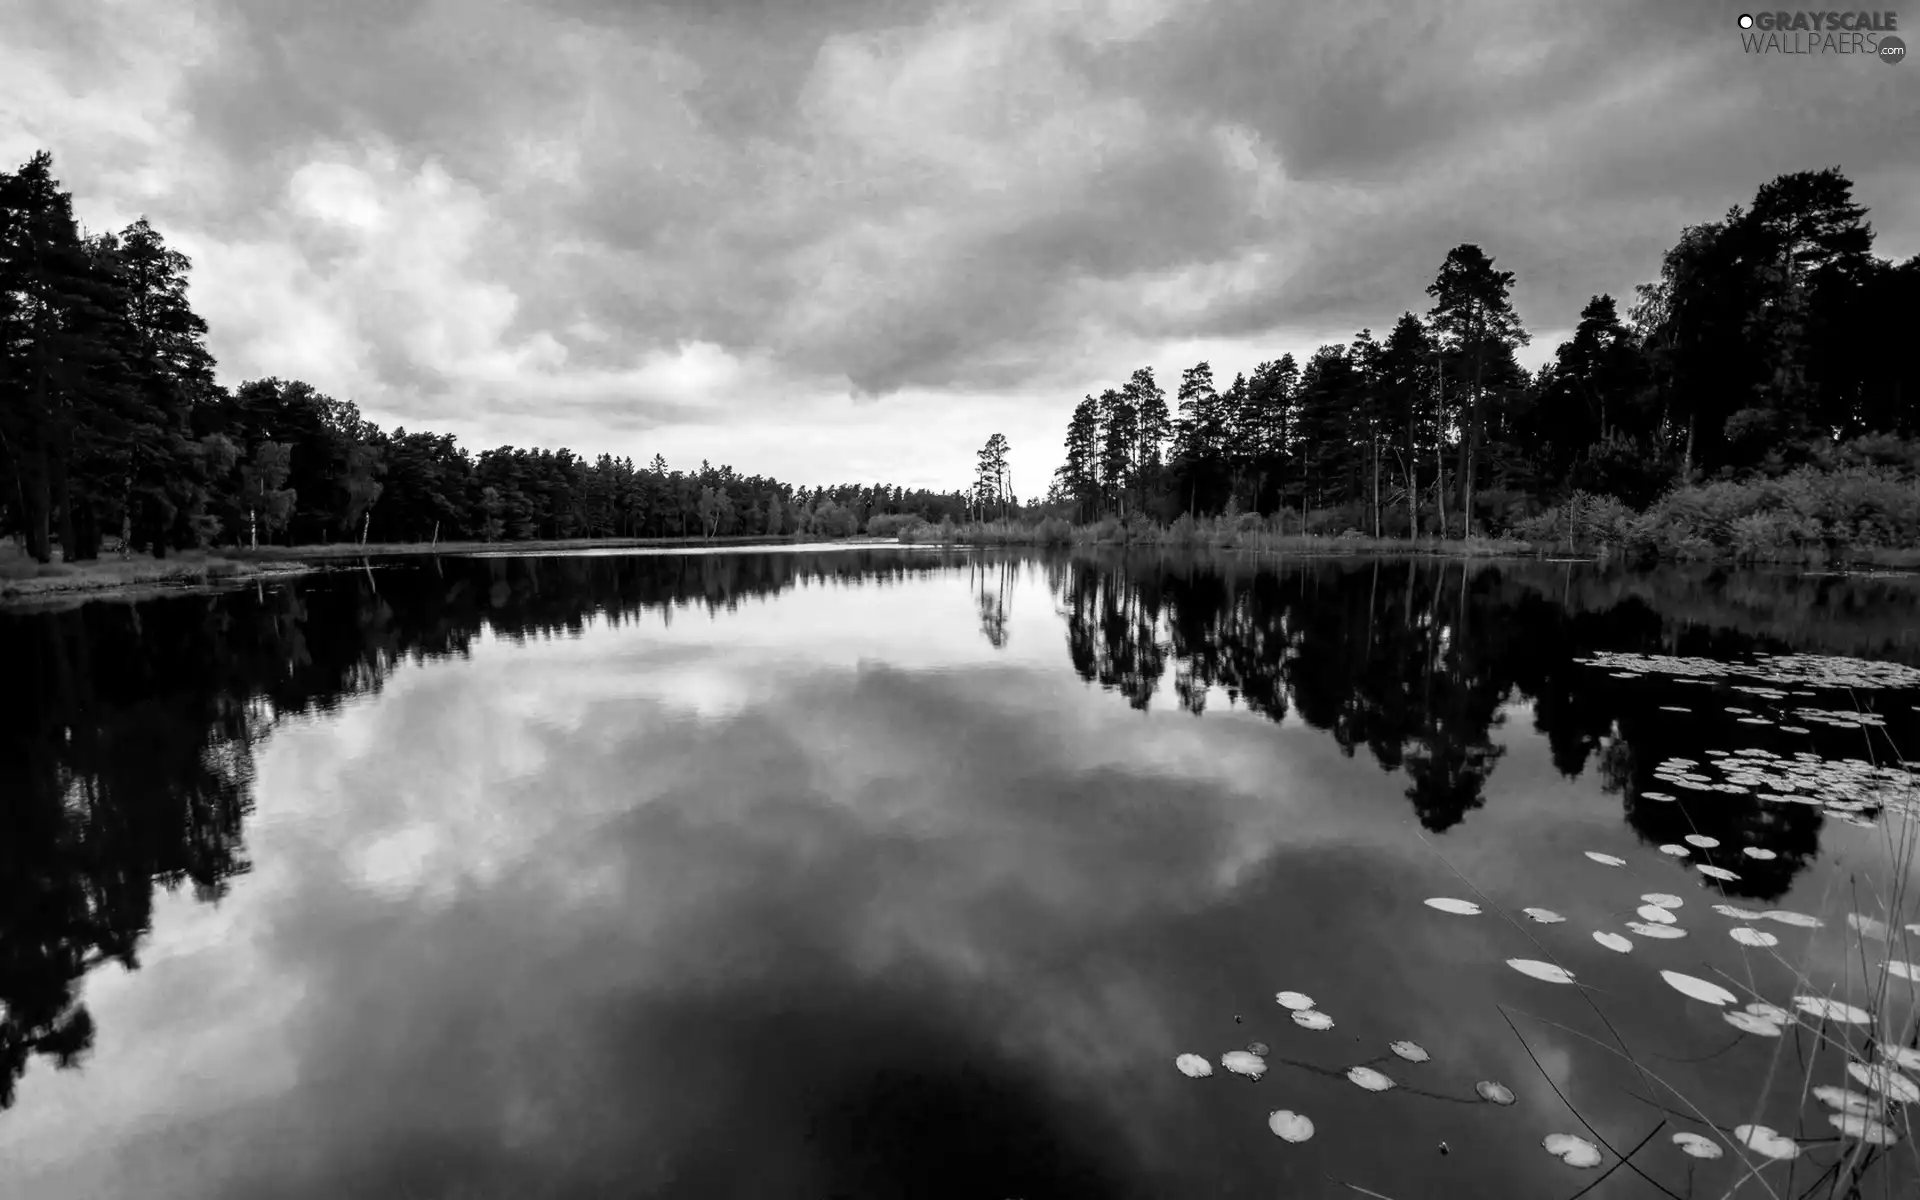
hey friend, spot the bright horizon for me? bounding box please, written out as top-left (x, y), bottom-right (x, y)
top-left (7, 0), bottom-right (1917, 494)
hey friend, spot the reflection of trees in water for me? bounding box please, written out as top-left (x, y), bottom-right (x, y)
top-left (0, 549), bottom-right (952, 1108)
top-left (1044, 551), bottom-right (1917, 881)
top-left (3, 549), bottom-right (1913, 1105)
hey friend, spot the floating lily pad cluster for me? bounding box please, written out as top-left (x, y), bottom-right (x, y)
top-left (1421, 839), bottom-right (1919, 1167)
top-left (1646, 748), bottom-right (1916, 828)
top-left (1576, 651), bottom-right (1920, 691)
top-left (1173, 989), bottom-right (1515, 1152)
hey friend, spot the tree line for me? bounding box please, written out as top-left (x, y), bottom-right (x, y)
top-left (0, 151), bottom-right (978, 562)
top-left (1045, 167), bottom-right (1920, 537)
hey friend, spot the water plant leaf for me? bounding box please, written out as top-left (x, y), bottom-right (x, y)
top-left (1792, 995), bottom-right (1873, 1024)
top-left (1811, 1085), bottom-right (1877, 1114)
top-left (1827, 1112), bottom-right (1899, 1145)
top-left (1641, 789), bottom-right (1677, 800)
top-left (1745, 1002), bottom-right (1790, 1022)
top-left (1542, 1133), bottom-right (1602, 1169)
top-left (1176, 1054), bottom-right (1214, 1078)
top-left (1671, 1132), bottom-right (1723, 1159)
top-left (1291, 1009), bottom-right (1335, 1031)
top-left (1635, 904), bottom-right (1677, 925)
top-left (1268, 1110), bottom-right (1315, 1143)
top-left (1346, 1065), bottom-right (1395, 1092)
top-left (1583, 852), bottom-right (1626, 867)
top-left (1221, 1050), bottom-right (1267, 1080)
top-left (1626, 922), bottom-right (1687, 939)
top-left (1729, 927), bottom-right (1778, 947)
top-left (1423, 898), bottom-right (1481, 916)
top-left (1740, 847), bottom-right (1777, 861)
top-left (1723, 1011), bottom-right (1784, 1036)
top-left (1660, 970), bottom-right (1737, 1006)
top-left (1696, 864), bottom-right (1740, 881)
top-left (1275, 991), bottom-right (1316, 1011)
top-left (1845, 1061), bottom-right (1920, 1103)
top-left (1658, 844), bottom-right (1692, 857)
top-left (1879, 1045), bottom-right (1920, 1070)
top-left (1247, 1041), bottom-right (1270, 1056)
top-left (1506, 959), bottom-right (1575, 984)
top-left (1762, 910), bottom-right (1822, 928)
top-left (1389, 1040), bottom-right (1430, 1063)
top-left (1683, 834), bottom-right (1720, 849)
top-left (1592, 931), bottom-right (1633, 953)
top-left (1522, 907), bottom-right (1566, 924)
top-left (1845, 913), bottom-right (1888, 940)
top-left (1475, 1081), bottom-right (1515, 1105)
top-left (1640, 893), bottom-right (1684, 909)
top-left (1732, 1125), bottom-right (1799, 1160)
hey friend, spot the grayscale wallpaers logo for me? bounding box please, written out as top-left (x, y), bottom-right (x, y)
top-left (1735, 10), bottom-right (1905, 59)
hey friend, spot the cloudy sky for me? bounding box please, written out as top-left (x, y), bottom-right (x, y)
top-left (5, 0), bottom-right (1917, 492)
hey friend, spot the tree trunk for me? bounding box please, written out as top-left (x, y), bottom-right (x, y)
top-left (250, 506), bottom-right (258, 549)
top-left (1435, 360), bottom-right (1447, 540)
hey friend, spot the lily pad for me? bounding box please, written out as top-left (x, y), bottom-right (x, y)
top-left (1683, 834), bottom-right (1720, 849)
top-left (1268, 1109), bottom-right (1315, 1143)
top-left (1745, 1001), bottom-right (1790, 1022)
top-left (1583, 852), bottom-right (1626, 867)
top-left (1424, 898), bottom-right (1481, 916)
top-left (1733, 1125), bottom-right (1798, 1160)
top-left (1506, 959), bottom-right (1575, 985)
top-left (1661, 970), bottom-right (1737, 1006)
top-left (1221, 1050), bottom-right (1267, 1080)
top-left (1247, 1041), bottom-right (1270, 1056)
top-left (1592, 931), bottom-right (1633, 953)
top-left (1475, 1080), bottom-right (1516, 1105)
top-left (1175, 1053), bottom-right (1214, 1078)
top-left (1713, 904), bottom-right (1766, 919)
top-left (1723, 1011), bottom-right (1783, 1036)
top-left (1846, 1061), bottom-right (1920, 1103)
top-left (1522, 907), bottom-right (1566, 924)
top-left (1542, 1133), bottom-right (1602, 1169)
top-left (1729, 927), bottom-right (1778, 947)
top-left (1345, 1065), bottom-right (1395, 1092)
top-left (1793, 995), bottom-right (1873, 1024)
top-left (1275, 991), bottom-right (1316, 1011)
top-left (1740, 847), bottom-right (1777, 861)
top-left (1640, 893), bottom-right (1684, 909)
top-left (1762, 910), bottom-right (1822, 928)
top-left (1626, 922), bottom-right (1687, 939)
top-left (1696, 864), bottom-right (1740, 881)
top-left (1671, 1131), bottom-right (1723, 1159)
top-left (1389, 1040), bottom-right (1430, 1063)
top-left (1812, 1085), bottom-right (1877, 1114)
top-left (1828, 1112), bottom-right (1899, 1145)
top-left (1291, 1009), bottom-right (1334, 1031)
top-left (1635, 904), bottom-right (1677, 925)
top-left (1845, 913), bottom-right (1889, 940)
top-left (1879, 1045), bottom-right (1920, 1070)
top-left (1658, 844), bottom-right (1691, 857)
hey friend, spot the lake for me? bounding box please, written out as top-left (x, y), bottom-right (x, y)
top-left (2, 549), bottom-right (1917, 1199)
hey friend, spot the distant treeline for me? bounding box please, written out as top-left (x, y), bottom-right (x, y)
top-left (1034, 167), bottom-right (1920, 542)
top-left (0, 151), bottom-right (973, 562)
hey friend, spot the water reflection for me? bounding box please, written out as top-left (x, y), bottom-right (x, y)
top-left (0, 550), bottom-right (1915, 1197)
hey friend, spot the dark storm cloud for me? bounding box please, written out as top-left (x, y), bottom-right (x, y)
top-left (15, 0), bottom-right (1919, 430)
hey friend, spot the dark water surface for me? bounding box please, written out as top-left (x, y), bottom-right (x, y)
top-left (3, 550), bottom-right (1917, 1199)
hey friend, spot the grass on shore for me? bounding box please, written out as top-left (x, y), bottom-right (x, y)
top-left (227, 533), bottom-right (832, 560)
top-left (898, 515), bottom-right (1533, 557)
top-left (0, 546), bottom-right (313, 603)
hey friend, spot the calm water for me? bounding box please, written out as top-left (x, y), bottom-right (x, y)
top-left (2, 549), bottom-right (1917, 1199)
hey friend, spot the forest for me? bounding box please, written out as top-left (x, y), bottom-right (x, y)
top-left (4, 152), bottom-right (1917, 564)
top-left (0, 151), bottom-right (971, 563)
top-left (1028, 167), bottom-right (1920, 554)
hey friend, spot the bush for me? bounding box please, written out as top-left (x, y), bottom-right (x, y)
top-left (864, 512), bottom-right (919, 537)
